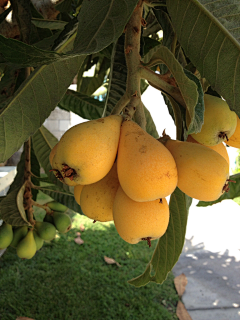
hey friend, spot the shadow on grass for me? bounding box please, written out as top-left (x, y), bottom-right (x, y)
top-left (0, 216), bottom-right (179, 320)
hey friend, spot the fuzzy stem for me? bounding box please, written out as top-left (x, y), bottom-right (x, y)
top-left (111, 93), bottom-right (130, 115)
top-left (123, 0), bottom-right (146, 128)
top-left (31, 200), bottom-right (52, 214)
top-left (140, 66), bottom-right (186, 107)
top-left (24, 138), bottom-right (35, 226)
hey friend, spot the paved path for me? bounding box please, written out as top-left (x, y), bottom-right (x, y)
top-left (173, 199), bottom-right (240, 320)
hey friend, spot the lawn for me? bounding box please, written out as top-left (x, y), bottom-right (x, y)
top-left (0, 193), bottom-right (179, 320)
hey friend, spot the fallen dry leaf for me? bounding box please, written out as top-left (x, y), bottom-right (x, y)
top-left (76, 232), bottom-right (81, 237)
top-left (176, 301), bottom-right (192, 320)
top-left (104, 256), bottom-right (121, 267)
top-left (79, 224), bottom-right (85, 232)
top-left (174, 273), bottom-right (188, 297)
top-left (16, 317), bottom-right (35, 320)
top-left (74, 236), bottom-right (84, 245)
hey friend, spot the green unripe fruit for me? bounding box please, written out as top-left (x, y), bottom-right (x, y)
top-left (10, 226), bottom-right (28, 248)
top-left (44, 214), bottom-right (54, 224)
top-left (47, 201), bottom-right (68, 212)
top-left (0, 223), bottom-right (13, 249)
top-left (16, 229), bottom-right (37, 259)
top-left (33, 231), bottom-right (44, 250)
top-left (52, 211), bottom-right (72, 233)
top-left (35, 221), bottom-right (56, 241)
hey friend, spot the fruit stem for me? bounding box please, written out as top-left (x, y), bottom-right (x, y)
top-left (123, 0), bottom-right (146, 129)
top-left (23, 138), bottom-right (35, 226)
top-left (31, 200), bottom-right (52, 214)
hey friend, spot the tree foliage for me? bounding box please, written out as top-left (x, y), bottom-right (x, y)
top-left (0, 0), bottom-right (239, 286)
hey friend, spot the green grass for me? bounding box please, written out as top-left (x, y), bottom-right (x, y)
top-left (0, 194), bottom-right (179, 320)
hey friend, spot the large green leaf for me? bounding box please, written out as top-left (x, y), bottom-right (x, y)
top-left (166, 0), bottom-right (240, 117)
top-left (197, 173), bottom-right (240, 207)
top-left (0, 184), bottom-right (31, 226)
top-left (0, 55), bottom-right (85, 163)
top-left (128, 188), bottom-right (191, 287)
top-left (58, 90), bottom-right (104, 120)
top-left (73, 0), bottom-right (139, 54)
top-left (11, 0), bottom-right (32, 44)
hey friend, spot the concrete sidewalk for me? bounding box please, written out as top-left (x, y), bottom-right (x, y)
top-left (173, 199), bottom-right (240, 320)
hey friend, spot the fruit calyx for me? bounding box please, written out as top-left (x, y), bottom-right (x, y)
top-left (141, 237), bottom-right (152, 247)
top-left (157, 130), bottom-right (171, 145)
top-left (222, 179), bottom-right (236, 193)
top-left (218, 131), bottom-right (229, 141)
top-left (49, 169), bottom-right (63, 181)
top-left (61, 164), bottom-right (77, 181)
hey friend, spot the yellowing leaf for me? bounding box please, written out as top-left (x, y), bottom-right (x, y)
top-left (174, 273), bottom-right (188, 297)
top-left (104, 256), bottom-right (121, 267)
top-left (176, 301), bottom-right (192, 320)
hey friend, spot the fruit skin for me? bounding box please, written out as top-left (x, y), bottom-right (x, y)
top-left (10, 226), bottom-right (28, 248)
top-left (117, 120), bottom-right (178, 202)
top-left (33, 231), bottom-right (44, 250)
top-left (187, 94), bottom-right (237, 146)
top-left (163, 138), bottom-right (229, 201)
top-left (80, 162), bottom-right (119, 222)
top-left (0, 223), bottom-right (13, 249)
top-left (52, 115), bottom-right (123, 185)
top-left (49, 143), bottom-right (58, 167)
top-left (186, 135), bottom-right (229, 166)
top-left (35, 221), bottom-right (56, 241)
top-left (226, 114), bottom-right (240, 148)
top-left (16, 229), bottom-right (37, 259)
top-left (52, 211), bottom-right (72, 233)
top-left (47, 201), bottom-right (68, 212)
top-left (113, 186), bottom-right (169, 244)
top-left (74, 184), bottom-right (84, 206)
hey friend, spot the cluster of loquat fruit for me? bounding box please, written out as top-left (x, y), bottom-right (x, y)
top-left (0, 202), bottom-right (72, 258)
top-left (49, 94), bottom-right (239, 247)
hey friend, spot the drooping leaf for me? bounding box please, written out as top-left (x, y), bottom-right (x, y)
top-left (32, 125), bottom-right (70, 192)
top-left (0, 55), bottom-right (85, 162)
top-left (31, 18), bottom-right (68, 30)
top-left (79, 73), bottom-right (106, 96)
top-left (58, 90), bottom-right (104, 120)
top-left (55, 0), bottom-right (73, 13)
top-left (197, 173), bottom-right (240, 207)
top-left (166, 0), bottom-right (240, 117)
top-left (39, 185), bottom-right (83, 214)
top-left (144, 45), bottom-right (199, 119)
top-left (184, 69), bottom-right (204, 135)
top-left (73, 0), bottom-right (139, 54)
top-left (0, 184), bottom-right (31, 226)
top-left (128, 188), bottom-right (191, 287)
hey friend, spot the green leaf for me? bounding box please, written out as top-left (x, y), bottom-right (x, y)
top-left (197, 173), bottom-right (240, 207)
top-left (0, 36), bottom-right (64, 67)
top-left (73, 0), bottom-right (139, 54)
top-left (39, 185), bottom-right (83, 214)
top-left (144, 45), bottom-right (199, 117)
top-left (58, 90), bottom-right (104, 120)
top-left (128, 188), bottom-right (191, 287)
top-left (31, 18), bottom-right (68, 30)
top-left (0, 184), bottom-right (31, 226)
top-left (144, 104), bottom-right (159, 138)
top-left (184, 69), bottom-right (204, 135)
top-left (0, 55), bottom-right (85, 163)
top-left (32, 125), bottom-right (70, 192)
top-left (11, 0), bottom-right (32, 44)
top-left (103, 34), bottom-right (127, 116)
top-left (166, 0), bottom-right (240, 117)
top-left (79, 74), bottom-right (106, 96)
top-left (55, 0), bottom-right (72, 13)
